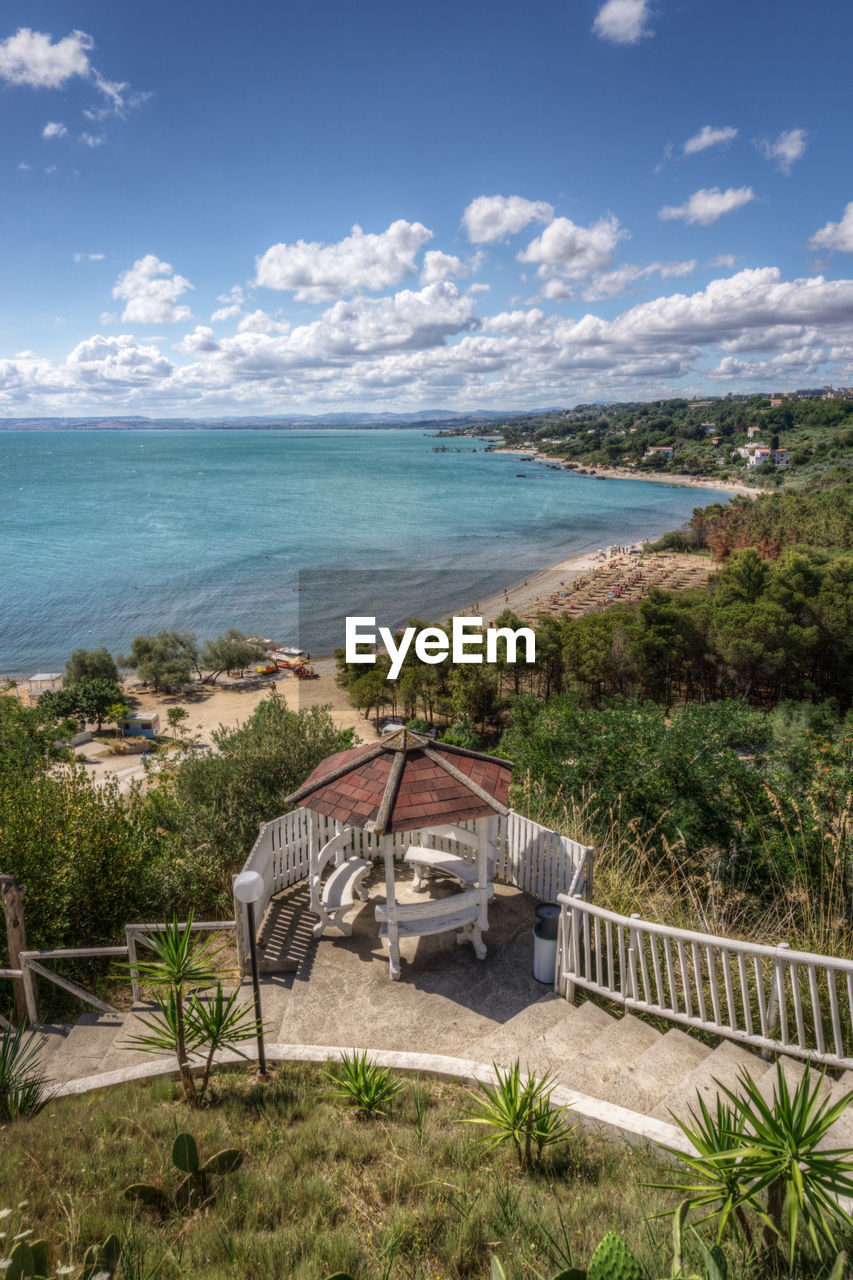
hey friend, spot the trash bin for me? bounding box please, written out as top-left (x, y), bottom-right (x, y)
top-left (532, 923), bottom-right (558, 984)
top-left (534, 903), bottom-right (560, 940)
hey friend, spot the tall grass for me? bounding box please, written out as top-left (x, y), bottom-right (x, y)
top-left (515, 776), bottom-right (853, 962)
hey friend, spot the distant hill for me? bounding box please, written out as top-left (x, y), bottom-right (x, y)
top-left (0, 409), bottom-right (529, 431)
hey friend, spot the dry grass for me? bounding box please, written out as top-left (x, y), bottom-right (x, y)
top-left (517, 779), bottom-right (853, 962)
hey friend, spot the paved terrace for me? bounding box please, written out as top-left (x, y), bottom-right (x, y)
top-left (253, 868), bottom-right (544, 1052)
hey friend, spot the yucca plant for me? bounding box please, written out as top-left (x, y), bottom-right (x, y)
top-left (463, 1060), bottom-right (573, 1169)
top-left (655, 1094), bottom-right (753, 1246)
top-left (660, 1062), bottom-right (853, 1272)
top-left (720, 1063), bottom-right (853, 1271)
top-left (0, 1023), bottom-right (50, 1123)
top-left (121, 916), bottom-right (261, 1107)
top-left (324, 1049), bottom-right (400, 1118)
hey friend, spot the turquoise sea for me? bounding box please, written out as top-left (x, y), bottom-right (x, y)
top-left (0, 429), bottom-right (723, 675)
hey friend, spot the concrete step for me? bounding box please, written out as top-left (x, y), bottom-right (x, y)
top-left (595, 1026), bottom-right (712, 1114)
top-left (32, 1023), bottom-right (73, 1081)
top-left (522, 1000), bottom-right (616, 1077)
top-left (47, 1012), bottom-right (126, 1083)
top-left (98, 1009), bottom-right (174, 1075)
top-left (821, 1070), bottom-right (853, 1150)
top-left (464, 993), bottom-right (571, 1067)
top-left (555, 1012), bottom-right (662, 1096)
top-left (651, 1038), bottom-right (770, 1126)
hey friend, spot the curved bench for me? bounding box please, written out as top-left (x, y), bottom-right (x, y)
top-left (375, 889), bottom-right (487, 980)
top-left (312, 857), bottom-right (371, 938)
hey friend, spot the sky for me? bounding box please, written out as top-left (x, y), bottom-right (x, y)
top-left (2, 0), bottom-right (853, 417)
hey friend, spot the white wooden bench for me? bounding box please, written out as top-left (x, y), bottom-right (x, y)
top-left (375, 889), bottom-right (487, 980)
top-left (403, 845), bottom-right (496, 896)
top-left (309, 829), bottom-right (371, 938)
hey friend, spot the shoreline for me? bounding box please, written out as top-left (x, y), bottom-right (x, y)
top-left (496, 446), bottom-right (764, 497)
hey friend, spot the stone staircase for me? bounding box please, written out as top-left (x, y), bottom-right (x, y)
top-left (31, 989), bottom-right (853, 1150)
top-left (461, 993), bottom-right (853, 1148)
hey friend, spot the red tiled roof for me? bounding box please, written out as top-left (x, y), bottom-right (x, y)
top-left (284, 731), bottom-right (512, 833)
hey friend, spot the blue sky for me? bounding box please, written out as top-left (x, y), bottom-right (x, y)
top-left (2, 0), bottom-right (853, 416)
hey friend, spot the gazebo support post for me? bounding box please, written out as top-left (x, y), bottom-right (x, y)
top-left (381, 834), bottom-right (402, 980)
top-left (455, 819), bottom-right (488, 960)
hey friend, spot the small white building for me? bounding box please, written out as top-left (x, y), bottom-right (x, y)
top-left (745, 446), bottom-right (790, 469)
top-left (644, 445), bottom-right (674, 461)
top-left (119, 712), bottom-right (160, 738)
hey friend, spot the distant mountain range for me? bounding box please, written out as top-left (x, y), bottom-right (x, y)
top-left (0, 409), bottom-right (561, 431)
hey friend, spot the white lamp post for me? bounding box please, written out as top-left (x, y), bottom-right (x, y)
top-left (233, 870), bottom-right (269, 1081)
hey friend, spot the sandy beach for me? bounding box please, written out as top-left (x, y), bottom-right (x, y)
top-left (7, 656), bottom-right (377, 793)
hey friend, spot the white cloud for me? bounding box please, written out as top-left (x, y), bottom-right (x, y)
top-left (420, 250), bottom-right (469, 285)
top-left (174, 326), bottom-right (220, 354)
top-left (211, 303), bottom-right (243, 323)
top-left (0, 27), bottom-right (92, 88)
top-left (84, 72), bottom-right (151, 121)
top-left (682, 125), bottom-right (738, 155)
top-left (236, 310), bottom-right (290, 335)
top-left (79, 132), bottom-right (104, 148)
top-left (468, 282), bottom-right (491, 294)
top-left (9, 249), bottom-right (853, 414)
top-left (810, 202), bottom-right (853, 254)
top-left (255, 220), bottom-right (432, 302)
top-left (0, 26), bottom-right (149, 135)
top-left (707, 253), bottom-right (739, 269)
top-left (592, 0), bottom-right (652, 44)
top-left (17, 161), bottom-right (31, 172)
top-left (659, 186), bottom-right (756, 226)
top-left (482, 309), bottom-right (547, 335)
top-left (217, 285), bottom-right (245, 305)
top-left (576, 259), bottom-right (697, 301)
top-left (211, 286), bottom-right (246, 322)
top-left (66, 333), bottom-right (173, 385)
top-left (758, 128), bottom-right (808, 175)
top-left (463, 195), bottom-right (554, 244)
top-left (111, 255), bottom-right (193, 324)
top-left (99, 312), bottom-right (116, 325)
top-left (73, 252), bottom-right (104, 262)
top-left (518, 215), bottom-right (628, 285)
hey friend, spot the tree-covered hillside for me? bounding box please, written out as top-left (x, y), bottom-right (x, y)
top-left (484, 393), bottom-right (853, 488)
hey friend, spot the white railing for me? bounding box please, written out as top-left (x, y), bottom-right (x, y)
top-left (234, 807), bottom-right (593, 971)
top-left (234, 808), bottom-right (344, 967)
top-left (555, 895), bottom-right (853, 1071)
top-left (494, 811), bottom-right (592, 902)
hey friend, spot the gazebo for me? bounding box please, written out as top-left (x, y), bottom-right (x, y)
top-left (280, 728), bottom-right (512, 978)
top-left (234, 733), bottom-right (591, 983)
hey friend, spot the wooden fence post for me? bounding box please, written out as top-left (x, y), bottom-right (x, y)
top-left (0, 874), bottom-right (30, 1024)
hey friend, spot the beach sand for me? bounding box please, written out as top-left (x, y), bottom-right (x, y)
top-left (47, 657), bottom-right (378, 792)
